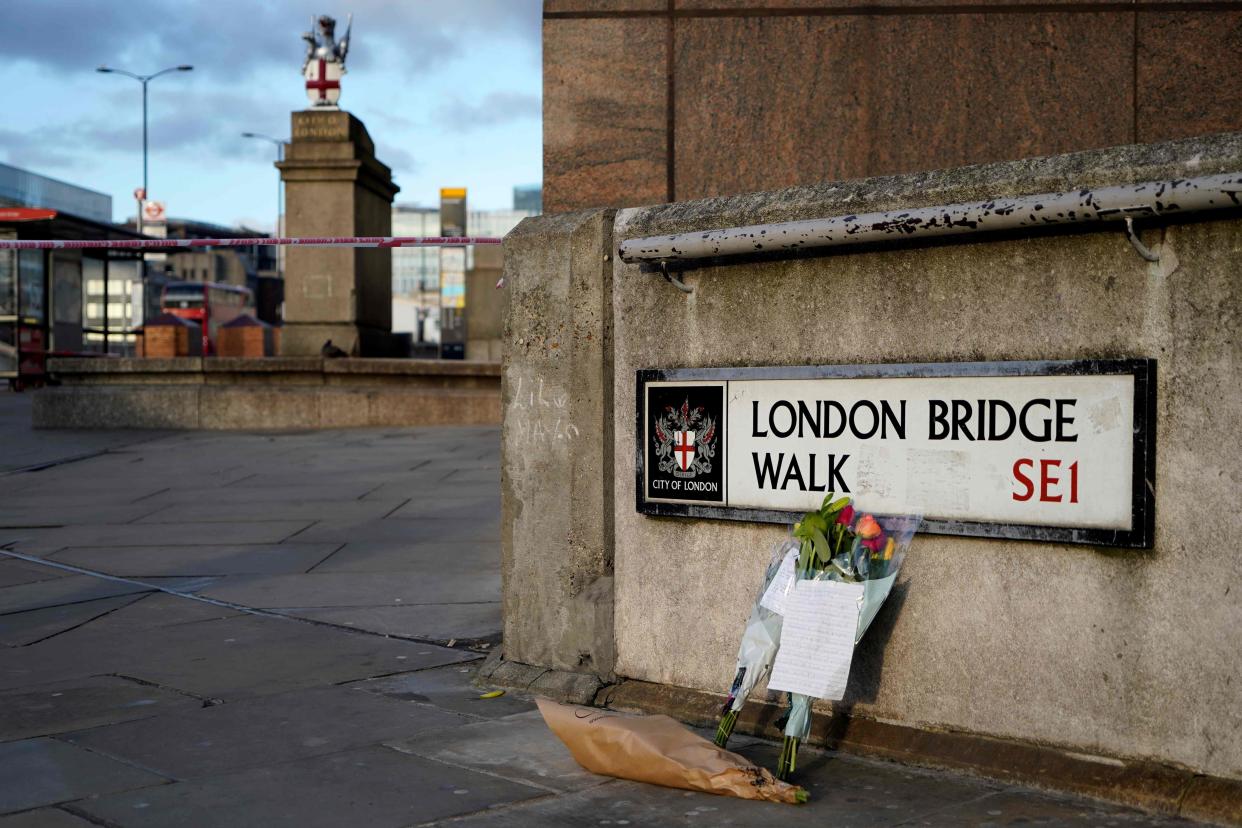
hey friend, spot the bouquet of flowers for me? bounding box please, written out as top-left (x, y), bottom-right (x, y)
top-left (772, 493), bottom-right (919, 780)
top-left (714, 492), bottom-right (919, 780)
top-left (713, 541), bottom-right (793, 749)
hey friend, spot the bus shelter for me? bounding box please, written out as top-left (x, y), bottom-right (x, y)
top-left (0, 209), bottom-right (150, 388)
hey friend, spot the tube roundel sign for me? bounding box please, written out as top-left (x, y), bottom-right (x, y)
top-left (636, 359), bottom-right (1155, 548)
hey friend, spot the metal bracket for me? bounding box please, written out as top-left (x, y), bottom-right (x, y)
top-left (659, 262), bottom-right (694, 294)
top-left (1124, 218), bottom-right (1161, 263)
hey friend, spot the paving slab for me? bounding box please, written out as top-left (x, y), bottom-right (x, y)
top-left (907, 787), bottom-right (1195, 826)
top-left (288, 517), bottom-right (499, 546)
top-left (388, 710), bottom-right (604, 794)
top-left (385, 497), bottom-right (503, 522)
top-left (224, 472), bottom-right (441, 491)
top-left (0, 574), bottom-right (151, 615)
top-left (1, 521), bottom-right (314, 553)
top-left (135, 498), bottom-right (409, 525)
top-left (0, 593), bottom-right (145, 647)
top-left (0, 675), bottom-right (204, 741)
top-left (0, 808), bottom-right (99, 827)
top-left (0, 613), bottom-right (477, 698)
top-left (48, 544), bottom-right (340, 577)
top-left (0, 502), bottom-right (166, 527)
top-left (0, 391), bottom-right (166, 473)
top-left (197, 571), bottom-right (500, 609)
top-left (0, 737), bottom-right (167, 815)
top-left (68, 593), bottom-right (240, 633)
top-left (440, 469), bottom-right (501, 485)
top-left (307, 540), bottom-right (497, 574)
top-left (357, 662), bottom-right (538, 720)
top-left (285, 602), bottom-right (501, 641)
top-left (65, 684), bottom-right (472, 779)
top-left (0, 475), bottom-right (228, 498)
top-left (365, 480), bottom-right (508, 501)
top-left (0, 491), bottom-right (156, 510)
top-left (74, 745), bottom-right (547, 828)
top-left (134, 483), bottom-right (387, 505)
top-left (0, 559), bottom-right (69, 588)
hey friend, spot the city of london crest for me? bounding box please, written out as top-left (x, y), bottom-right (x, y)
top-left (654, 398), bottom-right (717, 479)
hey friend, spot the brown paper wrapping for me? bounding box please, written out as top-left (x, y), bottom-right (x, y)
top-left (536, 698), bottom-right (806, 805)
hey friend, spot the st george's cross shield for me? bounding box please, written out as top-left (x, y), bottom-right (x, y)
top-left (304, 58), bottom-right (343, 107)
top-left (673, 430), bottom-right (696, 472)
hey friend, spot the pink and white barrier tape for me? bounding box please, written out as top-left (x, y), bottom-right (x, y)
top-left (0, 236), bottom-right (503, 251)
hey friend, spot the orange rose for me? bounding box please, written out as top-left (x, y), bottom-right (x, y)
top-left (856, 514), bottom-right (882, 539)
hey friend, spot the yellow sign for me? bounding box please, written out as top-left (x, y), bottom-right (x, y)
top-left (440, 187), bottom-right (467, 199)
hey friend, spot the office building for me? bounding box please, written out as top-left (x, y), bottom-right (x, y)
top-left (0, 162), bottom-right (112, 224)
top-left (513, 183), bottom-right (542, 214)
top-left (391, 202), bottom-right (536, 347)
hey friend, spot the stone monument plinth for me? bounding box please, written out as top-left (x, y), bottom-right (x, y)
top-left (277, 110), bottom-right (399, 356)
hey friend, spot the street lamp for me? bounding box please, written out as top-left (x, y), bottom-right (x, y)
top-left (241, 132), bottom-right (288, 277)
top-left (96, 63), bottom-right (194, 231)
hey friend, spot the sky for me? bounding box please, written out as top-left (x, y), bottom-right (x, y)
top-left (2, 0), bottom-right (542, 231)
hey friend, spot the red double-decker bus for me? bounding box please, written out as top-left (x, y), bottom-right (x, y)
top-left (161, 282), bottom-right (254, 355)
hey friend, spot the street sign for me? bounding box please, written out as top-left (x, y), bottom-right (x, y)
top-left (0, 208), bottom-right (56, 222)
top-left (636, 359), bottom-right (1155, 548)
top-left (440, 188), bottom-right (467, 237)
top-left (142, 201), bottom-right (166, 224)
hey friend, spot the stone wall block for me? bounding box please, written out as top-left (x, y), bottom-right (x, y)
top-left (501, 209), bottom-right (617, 677)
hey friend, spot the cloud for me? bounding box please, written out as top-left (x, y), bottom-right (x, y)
top-left (376, 142), bottom-right (419, 179)
top-left (435, 91), bottom-right (541, 132)
top-left (6, 0), bottom-right (541, 81)
top-left (3, 90), bottom-right (283, 163)
top-left (0, 128), bottom-right (83, 172)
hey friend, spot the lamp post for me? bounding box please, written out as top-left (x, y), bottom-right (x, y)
top-left (241, 132), bottom-right (287, 277)
top-left (97, 64), bottom-right (192, 356)
top-left (96, 64), bottom-right (193, 233)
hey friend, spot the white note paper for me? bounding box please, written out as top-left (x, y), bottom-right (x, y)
top-left (758, 547), bottom-right (799, 616)
top-left (768, 579), bottom-right (864, 700)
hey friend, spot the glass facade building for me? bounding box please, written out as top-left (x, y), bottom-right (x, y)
top-left (513, 184), bottom-right (542, 214)
top-left (391, 204), bottom-right (535, 343)
top-left (0, 162), bottom-right (112, 224)
top-left (391, 207), bottom-right (441, 296)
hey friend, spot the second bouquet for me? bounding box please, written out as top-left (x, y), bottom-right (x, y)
top-left (714, 493), bottom-right (920, 780)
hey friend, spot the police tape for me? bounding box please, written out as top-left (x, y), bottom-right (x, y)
top-left (0, 236), bottom-right (503, 251)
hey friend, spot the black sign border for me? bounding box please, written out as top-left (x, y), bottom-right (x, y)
top-left (636, 359), bottom-right (1156, 549)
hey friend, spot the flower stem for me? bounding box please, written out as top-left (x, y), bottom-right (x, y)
top-left (714, 708), bottom-right (739, 748)
top-left (777, 735), bottom-right (800, 780)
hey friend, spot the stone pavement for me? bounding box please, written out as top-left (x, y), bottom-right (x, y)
top-left (0, 390), bottom-right (1200, 826)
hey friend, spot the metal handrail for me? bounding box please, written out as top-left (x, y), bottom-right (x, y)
top-left (619, 172), bottom-right (1242, 265)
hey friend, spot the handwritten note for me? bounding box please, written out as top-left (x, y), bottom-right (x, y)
top-left (758, 547), bottom-right (799, 615)
top-left (768, 579), bottom-right (864, 700)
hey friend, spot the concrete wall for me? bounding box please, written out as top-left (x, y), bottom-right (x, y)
top-left (465, 244), bottom-right (507, 362)
top-left (35, 358), bottom-right (500, 430)
top-left (502, 210), bottom-right (617, 678)
top-left (544, 2), bottom-right (1242, 212)
top-left (502, 132), bottom-right (1242, 785)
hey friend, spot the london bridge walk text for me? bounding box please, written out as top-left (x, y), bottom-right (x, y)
top-left (749, 397), bottom-right (1080, 495)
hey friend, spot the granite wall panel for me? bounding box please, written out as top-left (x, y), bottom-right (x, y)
top-left (1137, 10), bottom-right (1242, 143)
top-left (544, 2), bottom-right (1242, 210)
top-left (544, 17), bottom-right (670, 212)
top-left (672, 12), bottom-right (1134, 200)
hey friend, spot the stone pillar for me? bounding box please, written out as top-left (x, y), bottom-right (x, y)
top-left (277, 110), bottom-right (399, 356)
top-left (501, 209), bottom-right (617, 679)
